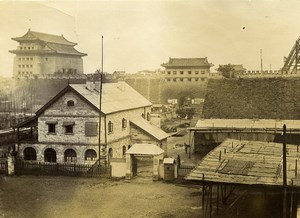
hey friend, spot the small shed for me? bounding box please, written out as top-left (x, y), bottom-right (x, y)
top-left (163, 158), bottom-right (176, 181)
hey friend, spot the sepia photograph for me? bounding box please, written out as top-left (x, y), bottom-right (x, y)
top-left (1, 0), bottom-right (300, 217)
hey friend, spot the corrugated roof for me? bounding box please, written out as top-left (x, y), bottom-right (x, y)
top-left (47, 43), bottom-right (87, 56)
top-left (70, 82), bottom-right (152, 114)
top-left (126, 143), bottom-right (164, 155)
top-left (161, 58), bottom-right (212, 68)
top-left (195, 119), bottom-right (300, 129)
top-left (130, 118), bottom-right (169, 141)
top-left (185, 139), bottom-right (300, 187)
top-left (13, 30), bottom-right (76, 46)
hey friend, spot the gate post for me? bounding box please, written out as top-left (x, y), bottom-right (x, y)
top-left (125, 153), bottom-right (133, 179)
top-left (7, 155), bottom-right (15, 175)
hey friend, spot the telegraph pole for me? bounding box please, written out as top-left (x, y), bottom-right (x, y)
top-left (260, 49), bottom-right (263, 73)
top-left (283, 124), bottom-right (287, 218)
top-left (98, 36), bottom-right (104, 167)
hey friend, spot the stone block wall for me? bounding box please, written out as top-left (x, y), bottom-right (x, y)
top-left (203, 78), bottom-right (300, 119)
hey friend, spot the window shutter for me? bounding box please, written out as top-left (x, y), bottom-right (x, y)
top-left (85, 122), bottom-right (98, 136)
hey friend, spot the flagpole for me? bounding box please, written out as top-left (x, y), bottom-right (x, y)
top-left (98, 36), bottom-right (103, 166)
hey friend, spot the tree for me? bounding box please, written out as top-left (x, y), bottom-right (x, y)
top-left (217, 64), bottom-right (236, 78)
top-left (176, 107), bottom-right (195, 120)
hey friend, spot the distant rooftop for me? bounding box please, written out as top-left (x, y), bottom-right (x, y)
top-left (10, 29), bottom-right (87, 57)
top-left (161, 58), bottom-right (213, 68)
top-left (12, 29), bottom-right (76, 46)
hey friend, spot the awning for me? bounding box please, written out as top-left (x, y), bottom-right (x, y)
top-left (126, 143), bottom-right (164, 156)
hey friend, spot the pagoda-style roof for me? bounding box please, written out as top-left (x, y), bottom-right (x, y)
top-left (161, 58), bottom-right (213, 68)
top-left (12, 29), bottom-right (76, 46)
top-left (10, 29), bottom-right (87, 57)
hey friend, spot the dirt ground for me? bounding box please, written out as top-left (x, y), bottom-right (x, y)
top-left (0, 175), bottom-right (202, 218)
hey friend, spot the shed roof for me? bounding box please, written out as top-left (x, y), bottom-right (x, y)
top-left (70, 82), bottom-right (152, 114)
top-left (130, 118), bottom-right (169, 141)
top-left (194, 119), bottom-right (300, 130)
top-left (126, 143), bottom-right (164, 155)
top-left (185, 139), bottom-right (300, 187)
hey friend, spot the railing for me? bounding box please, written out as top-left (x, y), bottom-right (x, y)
top-left (15, 159), bottom-right (111, 178)
top-left (178, 163), bottom-right (195, 178)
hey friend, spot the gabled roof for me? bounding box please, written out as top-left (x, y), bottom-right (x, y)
top-left (130, 118), bottom-right (169, 141)
top-left (35, 82), bottom-right (152, 116)
top-left (70, 82), bottom-right (152, 114)
top-left (12, 29), bottom-right (76, 46)
top-left (126, 143), bottom-right (164, 155)
top-left (161, 58), bottom-right (213, 68)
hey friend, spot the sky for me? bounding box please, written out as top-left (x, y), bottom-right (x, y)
top-left (1, 0), bottom-right (300, 77)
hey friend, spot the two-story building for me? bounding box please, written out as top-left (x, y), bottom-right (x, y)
top-left (17, 81), bottom-right (169, 165)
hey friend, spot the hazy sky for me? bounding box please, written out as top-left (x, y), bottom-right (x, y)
top-left (1, 0), bottom-right (300, 77)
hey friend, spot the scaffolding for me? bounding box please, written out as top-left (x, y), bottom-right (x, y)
top-left (282, 37), bottom-right (300, 74)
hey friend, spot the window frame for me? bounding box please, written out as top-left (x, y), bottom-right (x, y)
top-left (122, 118), bottom-right (127, 129)
top-left (108, 121), bottom-right (114, 133)
top-left (48, 123), bottom-right (56, 134)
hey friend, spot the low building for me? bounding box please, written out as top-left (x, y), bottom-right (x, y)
top-left (17, 81), bottom-right (169, 165)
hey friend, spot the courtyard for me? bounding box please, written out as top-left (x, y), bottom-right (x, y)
top-left (0, 175), bottom-right (202, 218)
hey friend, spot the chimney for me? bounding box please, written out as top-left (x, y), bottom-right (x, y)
top-left (86, 81), bottom-right (95, 91)
top-left (116, 81), bottom-right (126, 91)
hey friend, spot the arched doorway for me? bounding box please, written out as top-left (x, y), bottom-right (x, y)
top-left (44, 148), bottom-right (56, 163)
top-left (23, 147), bottom-right (37, 161)
top-left (64, 149), bottom-right (77, 163)
top-left (85, 149), bottom-right (97, 161)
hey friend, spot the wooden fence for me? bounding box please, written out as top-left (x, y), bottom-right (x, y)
top-left (15, 159), bottom-right (111, 178)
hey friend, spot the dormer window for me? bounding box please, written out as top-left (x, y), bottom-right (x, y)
top-left (67, 100), bottom-right (75, 107)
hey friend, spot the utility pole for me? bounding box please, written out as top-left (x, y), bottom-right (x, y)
top-left (98, 36), bottom-right (104, 167)
top-left (283, 124), bottom-right (287, 218)
top-left (260, 49), bottom-right (263, 73)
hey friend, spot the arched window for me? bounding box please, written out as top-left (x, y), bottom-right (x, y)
top-left (122, 145), bottom-right (126, 156)
top-left (24, 147), bottom-right (37, 161)
top-left (85, 149), bottom-right (97, 161)
top-left (67, 100), bottom-right (75, 107)
top-left (108, 121), bottom-right (114, 133)
top-left (64, 149), bottom-right (77, 163)
top-left (122, 118), bottom-right (127, 128)
top-left (44, 148), bottom-right (57, 163)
